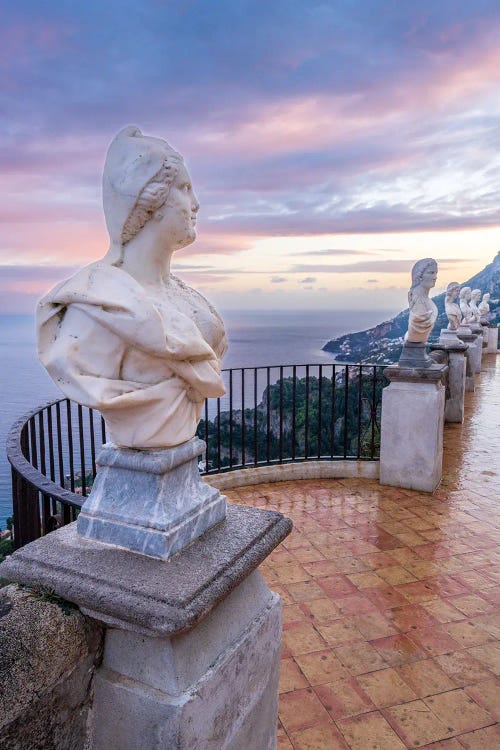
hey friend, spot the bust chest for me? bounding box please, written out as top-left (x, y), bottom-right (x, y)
top-left (151, 276), bottom-right (226, 356)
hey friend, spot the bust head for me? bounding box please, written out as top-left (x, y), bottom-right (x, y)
top-left (471, 288), bottom-right (482, 304)
top-left (482, 292), bottom-right (491, 303)
top-left (460, 286), bottom-right (472, 301)
top-left (410, 258), bottom-right (438, 292)
top-left (102, 126), bottom-right (198, 254)
top-left (445, 282), bottom-right (460, 302)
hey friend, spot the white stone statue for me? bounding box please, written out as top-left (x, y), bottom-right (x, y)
top-left (405, 258), bottom-right (438, 343)
top-left (445, 282), bottom-right (462, 331)
top-left (479, 292), bottom-right (491, 317)
top-left (37, 126), bottom-right (227, 449)
top-left (459, 287), bottom-right (474, 325)
top-left (470, 289), bottom-right (482, 323)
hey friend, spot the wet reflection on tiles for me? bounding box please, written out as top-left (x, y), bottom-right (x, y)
top-left (226, 356), bottom-right (500, 749)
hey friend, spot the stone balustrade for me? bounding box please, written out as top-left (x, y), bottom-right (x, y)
top-left (380, 322), bottom-right (498, 494)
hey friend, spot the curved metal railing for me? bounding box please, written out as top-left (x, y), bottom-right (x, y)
top-left (7, 362), bottom-right (388, 548)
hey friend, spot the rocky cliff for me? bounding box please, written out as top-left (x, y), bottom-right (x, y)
top-left (322, 253), bottom-right (500, 364)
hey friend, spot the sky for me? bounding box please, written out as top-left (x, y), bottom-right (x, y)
top-left (1, 0), bottom-right (500, 315)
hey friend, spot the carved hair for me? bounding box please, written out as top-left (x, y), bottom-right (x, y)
top-left (445, 282), bottom-right (460, 301)
top-left (121, 153), bottom-right (184, 246)
top-left (459, 286), bottom-right (471, 300)
top-left (471, 288), bottom-right (481, 300)
top-left (408, 258), bottom-right (437, 307)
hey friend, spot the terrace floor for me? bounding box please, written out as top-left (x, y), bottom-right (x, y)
top-left (226, 354), bottom-right (500, 750)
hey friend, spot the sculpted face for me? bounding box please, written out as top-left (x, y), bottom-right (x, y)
top-left (421, 263), bottom-right (438, 291)
top-left (155, 163), bottom-right (200, 251)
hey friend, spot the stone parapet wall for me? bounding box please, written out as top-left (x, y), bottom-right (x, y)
top-left (0, 584), bottom-right (103, 750)
top-left (204, 459), bottom-right (379, 491)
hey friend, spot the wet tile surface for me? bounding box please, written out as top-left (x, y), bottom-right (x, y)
top-left (226, 356), bottom-right (500, 749)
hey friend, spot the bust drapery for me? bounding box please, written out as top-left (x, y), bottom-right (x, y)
top-left (38, 263), bottom-right (226, 448)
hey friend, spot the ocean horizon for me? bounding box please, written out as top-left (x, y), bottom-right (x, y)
top-left (0, 308), bottom-right (394, 528)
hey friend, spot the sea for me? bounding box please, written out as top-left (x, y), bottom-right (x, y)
top-left (0, 309), bottom-right (392, 529)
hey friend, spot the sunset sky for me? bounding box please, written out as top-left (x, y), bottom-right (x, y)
top-left (1, 1), bottom-right (500, 314)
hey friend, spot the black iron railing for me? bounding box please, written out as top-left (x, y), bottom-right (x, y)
top-left (7, 363), bottom-right (387, 548)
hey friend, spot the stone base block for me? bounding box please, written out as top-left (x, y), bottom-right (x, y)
top-left (445, 351), bottom-right (466, 423)
top-left (457, 332), bottom-right (481, 376)
top-left (486, 326), bottom-right (498, 354)
top-left (465, 374), bottom-right (476, 392)
top-left (91, 572), bottom-right (281, 750)
top-left (77, 437), bottom-right (226, 560)
top-left (481, 326), bottom-right (489, 348)
top-left (398, 340), bottom-right (432, 368)
top-left (469, 327), bottom-right (484, 371)
top-left (430, 343), bottom-right (467, 423)
top-left (380, 365), bottom-right (446, 492)
top-left (0, 504), bottom-right (292, 750)
top-left (439, 328), bottom-right (462, 345)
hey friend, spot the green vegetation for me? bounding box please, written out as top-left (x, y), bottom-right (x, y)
top-left (0, 538), bottom-right (14, 563)
top-left (0, 517), bottom-right (14, 563)
top-left (197, 370), bottom-right (386, 471)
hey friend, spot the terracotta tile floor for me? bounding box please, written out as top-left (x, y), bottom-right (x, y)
top-left (226, 355), bottom-right (500, 749)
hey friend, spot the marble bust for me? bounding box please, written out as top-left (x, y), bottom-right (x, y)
top-left (445, 282), bottom-right (462, 330)
top-left (459, 287), bottom-right (474, 325)
top-left (37, 126), bottom-right (227, 449)
top-left (405, 258), bottom-right (438, 343)
top-left (398, 258), bottom-right (438, 368)
top-left (479, 292), bottom-right (491, 317)
top-left (470, 289), bottom-right (482, 323)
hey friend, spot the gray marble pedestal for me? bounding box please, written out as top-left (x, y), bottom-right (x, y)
top-left (398, 340), bottom-right (433, 368)
top-left (77, 437), bottom-right (226, 560)
top-left (430, 338), bottom-right (467, 423)
top-left (0, 505), bottom-right (292, 750)
top-left (380, 364), bottom-right (447, 492)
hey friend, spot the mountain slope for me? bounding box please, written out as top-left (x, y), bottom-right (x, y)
top-left (322, 252), bottom-right (500, 364)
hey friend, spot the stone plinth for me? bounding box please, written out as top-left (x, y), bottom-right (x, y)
top-left (486, 325), bottom-right (498, 354)
top-left (398, 340), bottom-right (433, 368)
top-left (0, 505), bottom-right (292, 750)
top-left (430, 340), bottom-right (467, 423)
top-left (77, 437), bottom-right (226, 560)
top-left (469, 325), bottom-right (485, 370)
top-left (457, 330), bottom-right (479, 389)
top-left (439, 328), bottom-right (462, 345)
top-left (380, 364), bottom-right (447, 492)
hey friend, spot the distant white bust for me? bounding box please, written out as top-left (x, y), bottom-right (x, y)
top-left (405, 258), bottom-right (438, 344)
top-left (470, 289), bottom-right (482, 323)
top-left (445, 282), bottom-right (462, 331)
top-left (459, 287), bottom-right (474, 325)
top-left (37, 126), bottom-right (227, 449)
top-left (478, 292), bottom-right (491, 316)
